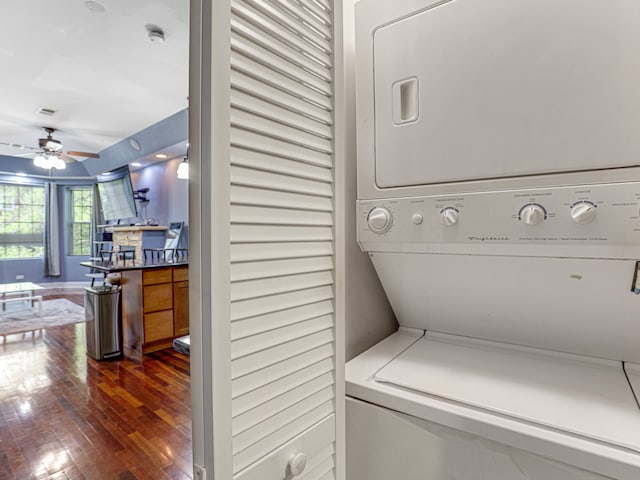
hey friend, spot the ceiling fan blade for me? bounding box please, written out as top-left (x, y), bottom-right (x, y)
top-left (0, 141), bottom-right (39, 151)
top-left (60, 153), bottom-right (78, 163)
top-left (14, 152), bottom-right (36, 158)
top-left (66, 150), bottom-right (100, 158)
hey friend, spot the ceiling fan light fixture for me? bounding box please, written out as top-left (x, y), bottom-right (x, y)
top-left (44, 139), bottom-right (63, 151)
top-left (33, 154), bottom-right (49, 169)
top-left (52, 156), bottom-right (66, 170)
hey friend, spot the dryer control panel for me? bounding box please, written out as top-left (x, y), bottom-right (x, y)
top-left (358, 182), bottom-right (640, 259)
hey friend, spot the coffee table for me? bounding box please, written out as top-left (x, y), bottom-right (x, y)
top-left (0, 282), bottom-right (44, 316)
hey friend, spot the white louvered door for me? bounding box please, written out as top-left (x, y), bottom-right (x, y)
top-left (191, 0), bottom-right (340, 478)
top-left (230, 0), bottom-right (337, 476)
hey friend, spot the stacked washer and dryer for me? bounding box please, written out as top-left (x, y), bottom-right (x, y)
top-left (346, 1), bottom-right (640, 479)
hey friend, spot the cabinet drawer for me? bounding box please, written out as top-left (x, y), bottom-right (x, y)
top-left (234, 415), bottom-right (335, 480)
top-left (143, 268), bottom-right (172, 285)
top-left (144, 310), bottom-right (174, 343)
top-left (173, 266), bottom-right (188, 282)
top-left (143, 283), bottom-right (173, 312)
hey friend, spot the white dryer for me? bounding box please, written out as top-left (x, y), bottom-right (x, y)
top-left (346, 1), bottom-right (640, 479)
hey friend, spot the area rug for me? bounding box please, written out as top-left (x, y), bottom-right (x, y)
top-left (0, 299), bottom-right (85, 336)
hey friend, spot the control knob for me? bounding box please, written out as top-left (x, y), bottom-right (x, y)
top-left (440, 207), bottom-right (459, 227)
top-left (367, 207), bottom-right (392, 234)
top-left (570, 202), bottom-right (596, 225)
top-left (519, 204), bottom-right (546, 225)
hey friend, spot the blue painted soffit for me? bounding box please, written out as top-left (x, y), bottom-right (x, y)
top-left (82, 108), bottom-right (188, 176)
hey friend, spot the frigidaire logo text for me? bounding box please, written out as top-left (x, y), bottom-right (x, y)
top-left (468, 236), bottom-right (510, 242)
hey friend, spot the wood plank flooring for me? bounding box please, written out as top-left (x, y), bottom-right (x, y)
top-left (0, 288), bottom-right (192, 479)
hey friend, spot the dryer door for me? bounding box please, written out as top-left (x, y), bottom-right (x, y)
top-left (373, 0), bottom-right (640, 188)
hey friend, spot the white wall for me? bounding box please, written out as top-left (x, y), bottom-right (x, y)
top-left (342, 0), bottom-right (397, 361)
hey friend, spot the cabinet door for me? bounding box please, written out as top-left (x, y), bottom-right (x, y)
top-left (143, 283), bottom-right (173, 312)
top-left (144, 310), bottom-right (174, 343)
top-left (173, 280), bottom-right (189, 337)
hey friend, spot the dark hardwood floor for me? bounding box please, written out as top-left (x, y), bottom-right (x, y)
top-left (0, 288), bottom-right (192, 479)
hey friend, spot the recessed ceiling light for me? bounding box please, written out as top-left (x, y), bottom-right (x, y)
top-left (155, 153), bottom-right (168, 159)
top-left (129, 138), bottom-right (142, 151)
top-left (131, 162), bottom-right (142, 167)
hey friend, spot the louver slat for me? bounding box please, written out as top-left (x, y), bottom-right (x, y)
top-left (301, 446), bottom-right (336, 480)
top-left (305, 0), bottom-right (331, 14)
top-left (232, 71), bottom-right (333, 125)
top-left (230, 148), bottom-right (333, 182)
top-left (231, 89), bottom-right (333, 139)
top-left (231, 34), bottom-right (332, 96)
top-left (231, 271), bottom-right (334, 302)
top-left (232, 401), bottom-right (334, 472)
top-left (231, 129), bottom-right (332, 167)
top-left (233, 417), bottom-right (335, 480)
top-left (231, 166), bottom-right (333, 196)
top-left (241, 0), bottom-right (331, 53)
top-left (232, 343), bottom-right (335, 398)
top-left (229, 0), bottom-right (335, 476)
top-left (232, 358), bottom-right (334, 414)
top-left (232, 389), bottom-right (334, 454)
top-left (231, 16), bottom-right (331, 80)
top-left (231, 286), bottom-right (334, 322)
top-left (231, 1), bottom-right (332, 67)
top-left (231, 225), bottom-right (333, 243)
top-left (231, 299), bottom-right (334, 340)
top-left (232, 109), bottom-right (333, 153)
top-left (298, 0), bottom-right (332, 25)
top-left (232, 372), bottom-right (334, 434)
top-left (231, 242), bottom-right (333, 262)
top-left (231, 54), bottom-right (332, 110)
top-left (231, 186), bottom-right (333, 211)
top-left (230, 205), bottom-right (333, 226)
top-left (272, 0), bottom-right (332, 39)
top-left (231, 314), bottom-right (334, 358)
top-left (231, 328), bottom-right (334, 378)
top-left (231, 256), bottom-right (334, 282)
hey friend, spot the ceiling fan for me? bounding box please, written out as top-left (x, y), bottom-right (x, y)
top-left (0, 127), bottom-right (100, 169)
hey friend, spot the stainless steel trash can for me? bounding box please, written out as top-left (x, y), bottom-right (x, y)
top-left (84, 285), bottom-right (121, 360)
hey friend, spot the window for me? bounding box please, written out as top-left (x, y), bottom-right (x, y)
top-left (69, 187), bottom-right (93, 256)
top-left (0, 183), bottom-right (45, 259)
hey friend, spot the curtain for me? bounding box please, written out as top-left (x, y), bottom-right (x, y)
top-left (44, 182), bottom-right (61, 277)
top-left (90, 184), bottom-right (104, 258)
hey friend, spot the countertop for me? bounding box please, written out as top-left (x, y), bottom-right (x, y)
top-left (80, 260), bottom-right (188, 273)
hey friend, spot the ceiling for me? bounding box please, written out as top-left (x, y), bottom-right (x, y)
top-left (0, 0), bottom-right (189, 163)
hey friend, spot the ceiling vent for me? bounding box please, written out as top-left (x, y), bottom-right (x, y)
top-left (36, 107), bottom-right (57, 116)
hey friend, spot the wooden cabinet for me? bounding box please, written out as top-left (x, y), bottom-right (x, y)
top-left (173, 281), bottom-right (189, 337)
top-left (121, 265), bottom-right (189, 354)
top-left (173, 266), bottom-right (189, 337)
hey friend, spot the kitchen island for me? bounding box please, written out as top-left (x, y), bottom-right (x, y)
top-left (81, 260), bottom-right (189, 354)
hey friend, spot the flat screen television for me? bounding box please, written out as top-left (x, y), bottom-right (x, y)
top-left (96, 165), bottom-right (138, 222)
